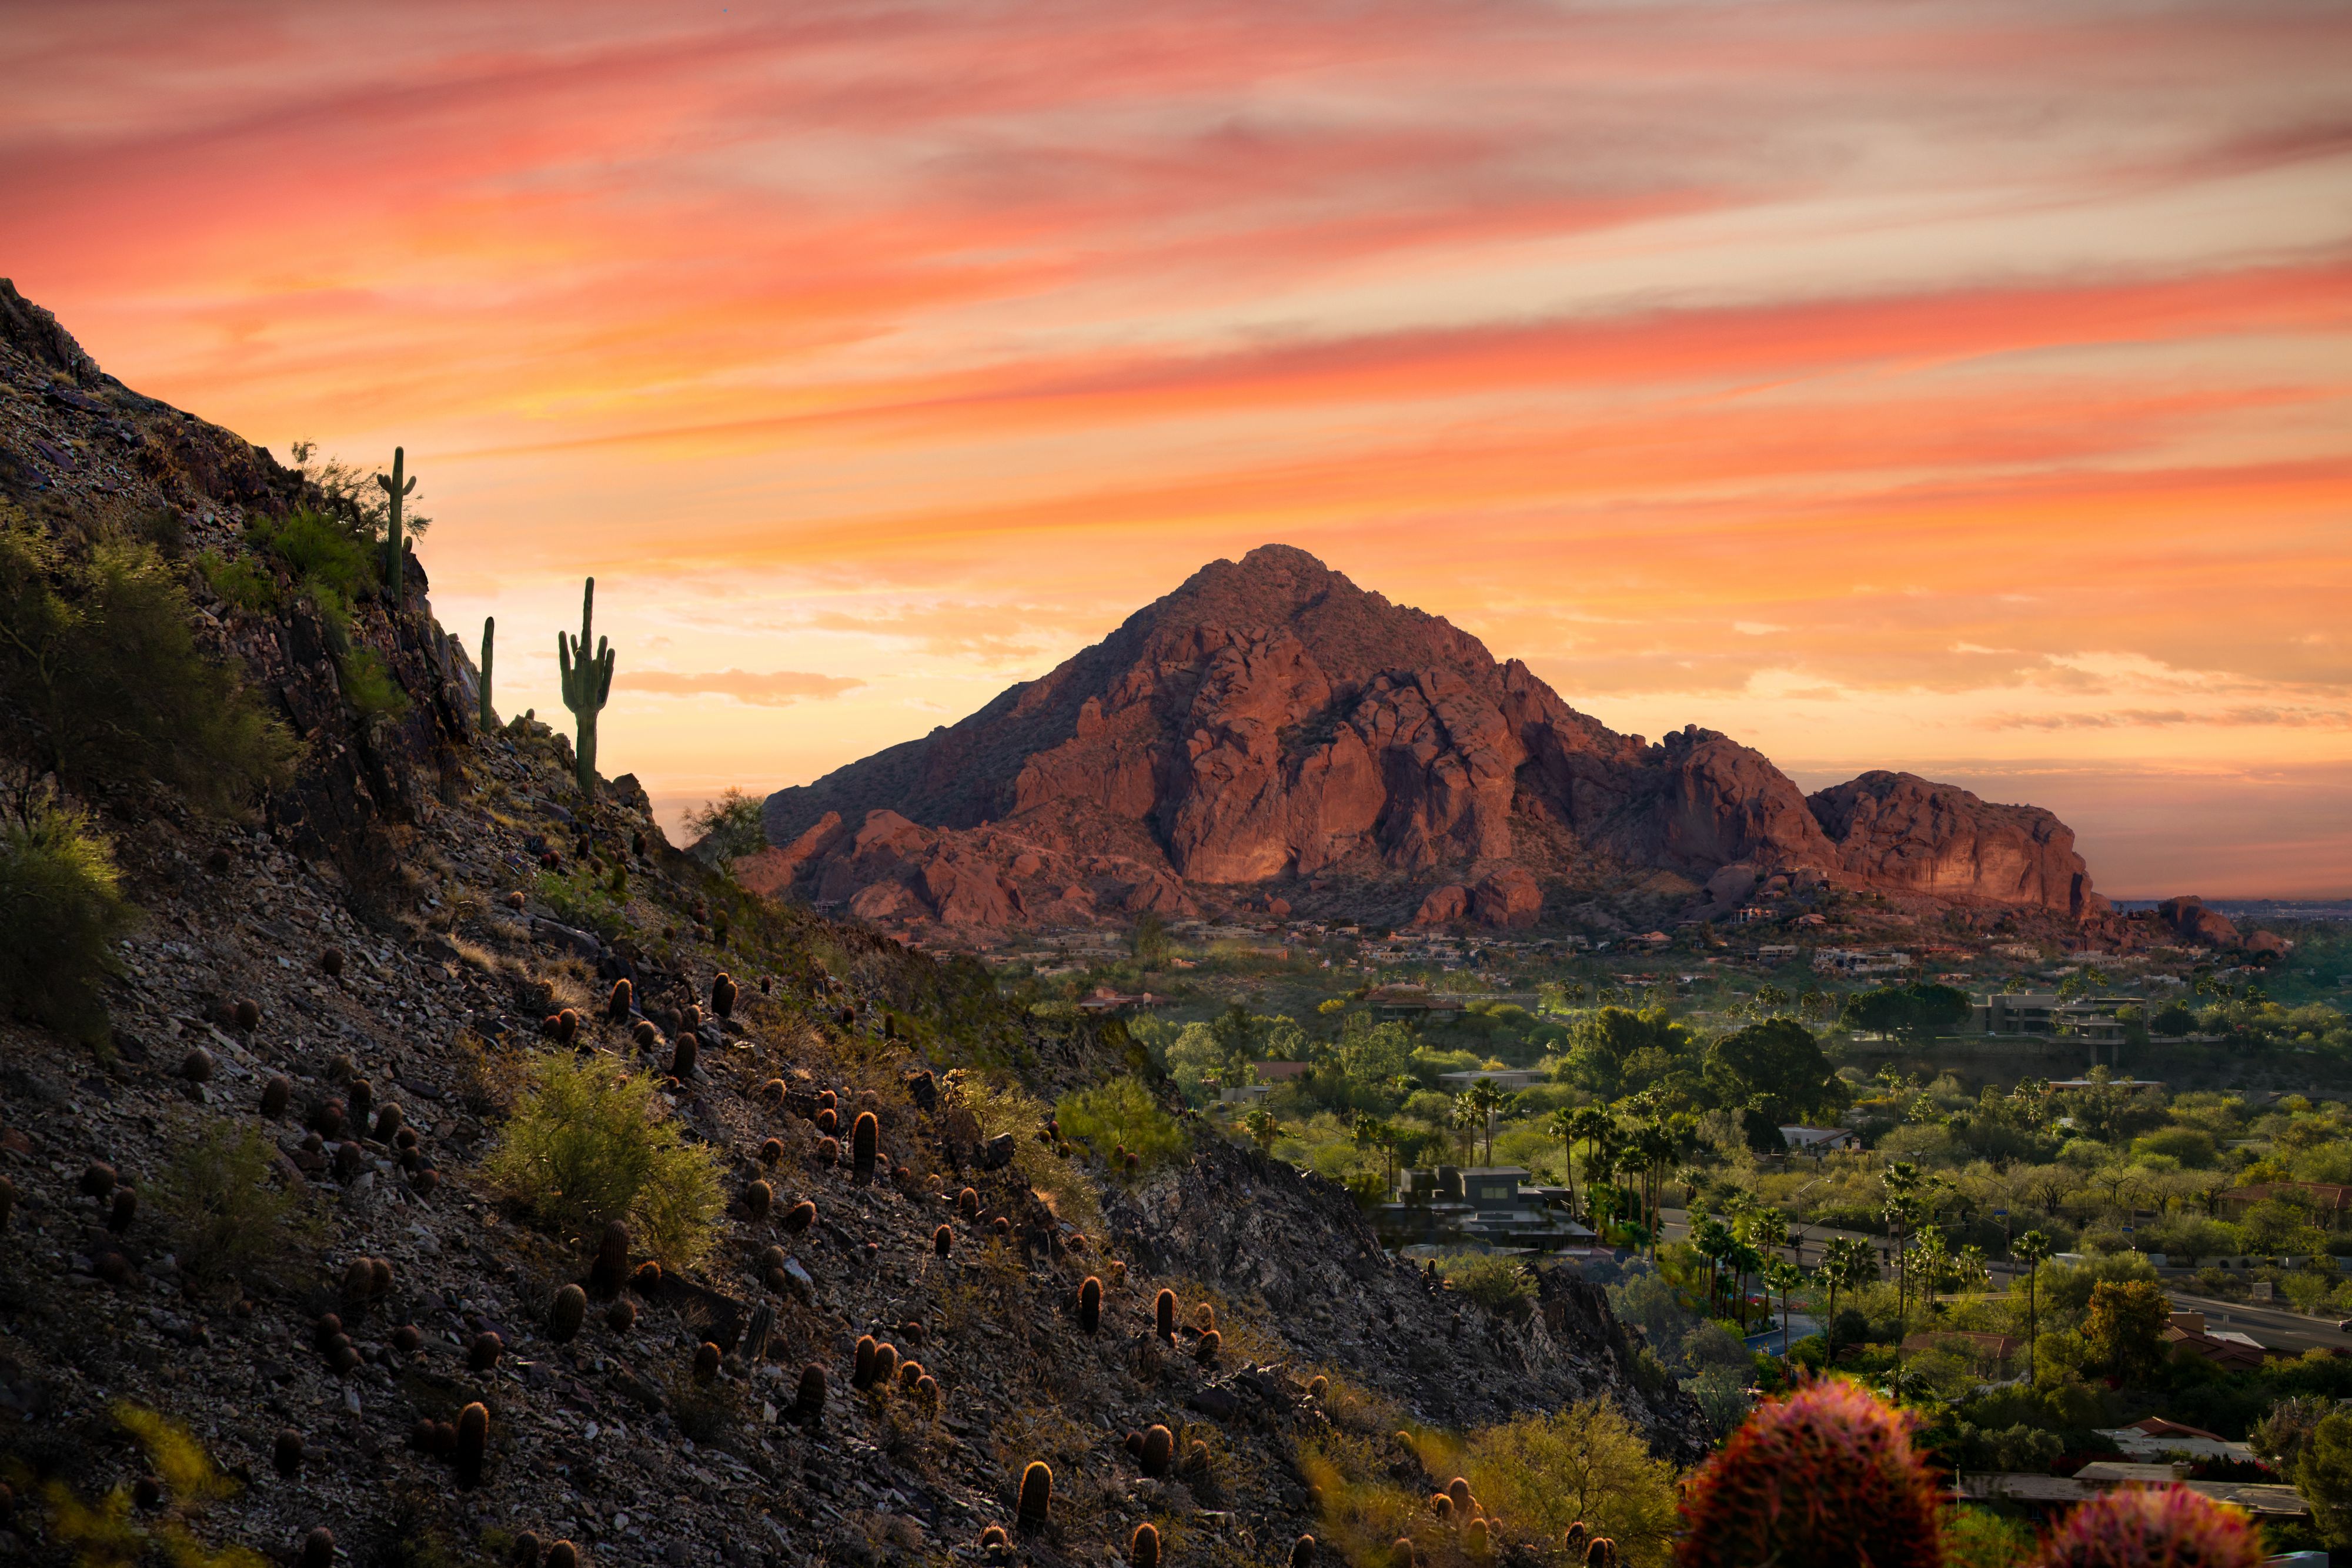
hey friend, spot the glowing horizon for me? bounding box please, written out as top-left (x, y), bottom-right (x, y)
top-left (7, 0), bottom-right (2347, 896)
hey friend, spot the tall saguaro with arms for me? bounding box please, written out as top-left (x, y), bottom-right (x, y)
top-left (375, 446), bottom-right (416, 600)
top-left (558, 579), bottom-right (615, 797)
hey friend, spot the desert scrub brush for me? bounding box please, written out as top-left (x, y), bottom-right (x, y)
top-left (1673, 1379), bottom-right (1942, 1568)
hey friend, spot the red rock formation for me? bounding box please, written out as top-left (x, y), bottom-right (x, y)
top-left (2156, 895), bottom-right (2241, 948)
top-left (756, 546), bottom-right (2100, 930)
top-left (1807, 772), bottom-right (2101, 918)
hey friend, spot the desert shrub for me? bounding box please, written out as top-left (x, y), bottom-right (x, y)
top-left (44, 1404), bottom-right (259, 1568)
top-left (452, 1029), bottom-right (532, 1116)
top-left (534, 865), bottom-right (625, 941)
top-left (1941, 1505), bottom-right (2035, 1567)
top-left (249, 509), bottom-right (375, 601)
top-left (338, 648), bottom-right (410, 721)
top-left (0, 529), bottom-right (296, 814)
top-left (484, 1053), bottom-right (723, 1269)
top-left (686, 787), bottom-right (766, 865)
top-left (956, 1074), bottom-right (1105, 1235)
top-left (1462, 1400), bottom-right (1680, 1565)
top-left (197, 549), bottom-right (278, 613)
top-left (1056, 1075), bottom-right (1189, 1171)
top-left (1434, 1252), bottom-right (1537, 1321)
top-left (0, 799), bottom-right (136, 1041)
top-left (155, 1123), bottom-right (315, 1288)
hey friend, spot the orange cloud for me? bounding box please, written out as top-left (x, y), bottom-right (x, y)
top-left (6, 0), bottom-right (2349, 892)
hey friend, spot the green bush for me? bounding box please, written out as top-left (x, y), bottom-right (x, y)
top-left (1055, 1075), bottom-right (1189, 1171)
top-left (534, 864), bottom-right (625, 941)
top-left (0, 801), bottom-right (136, 1041)
top-left (249, 508), bottom-right (376, 601)
top-left (686, 787), bottom-right (766, 865)
top-left (196, 549), bottom-right (278, 613)
top-left (155, 1122), bottom-right (316, 1288)
top-left (1435, 1252), bottom-right (1537, 1320)
top-left (337, 647), bottom-right (410, 721)
top-left (0, 530), bottom-right (296, 814)
top-left (1462, 1400), bottom-right (1680, 1561)
top-left (485, 1052), bottom-right (723, 1269)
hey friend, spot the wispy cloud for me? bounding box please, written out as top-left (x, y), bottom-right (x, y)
top-left (624, 670), bottom-right (864, 707)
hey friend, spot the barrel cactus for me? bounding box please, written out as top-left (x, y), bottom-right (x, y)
top-left (1673, 1379), bottom-right (1943, 1568)
top-left (1017, 1462), bottom-right (1052, 1531)
top-left (2036, 1487), bottom-right (2260, 1568)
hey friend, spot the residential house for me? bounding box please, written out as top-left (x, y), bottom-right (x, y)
top-left (1437, 1068), bottom-right (1548, 1092)
top-left (2164, 1312), bottom-right (2269, 1372)
top-left (2094, 1417), bottom-right (2256, 1465)
top-left (1378, 1165), bottom-right (1596, 1253)
top-left (1779, 1126), bottom-right (1860, 1156)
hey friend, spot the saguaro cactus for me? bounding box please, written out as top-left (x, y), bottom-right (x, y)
top-left (557, 577), bottom-right (616, 796)
top-left (376, 447), bottom-right (417, 600)
top-left (479, 617), bottom-right (495, 730)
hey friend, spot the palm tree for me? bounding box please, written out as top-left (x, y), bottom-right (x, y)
top-left (1461, 1078), bottom-right (1508, 1164)
top-left (2013, 1229), bottom-right (2053, 1381)
top-left (1819, 1237), bottom-right (1876, 1353)
top-left (1569, 1105), bottom-right (1615, 1223)
top-left (1448, 1098), bottom-right (1482, 1164)
top-left (1762, 1258), bottom-right (1803, 1355)
top-left (1633, 1118), bottom-right (1682, 1259)
top-left (1690, 1216), bottom-right (1736, 1315)
top-left (1547, 1106), bottom-right (1579, 1210)
top-left (1725, 1240), bottom-right (1764, 1333)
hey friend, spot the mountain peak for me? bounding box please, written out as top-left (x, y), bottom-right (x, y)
top-left (755, 550), bottom-right (2101, 932)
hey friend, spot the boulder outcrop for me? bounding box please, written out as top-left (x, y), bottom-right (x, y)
top-left (759, 546), bottom-right (2102, 930)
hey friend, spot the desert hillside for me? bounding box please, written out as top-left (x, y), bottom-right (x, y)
top-left (0, 285), bottom-right (1705, 1568)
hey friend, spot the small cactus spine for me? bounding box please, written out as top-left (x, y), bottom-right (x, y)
top-left (1016, 1461), bottom-right (1051, 1531)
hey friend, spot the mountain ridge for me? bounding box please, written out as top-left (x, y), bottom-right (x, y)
top-left (755, 544), bottom-right (2100, 933)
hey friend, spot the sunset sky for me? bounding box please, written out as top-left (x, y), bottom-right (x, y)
top-left (7, 0), bottom-right (2348, 895)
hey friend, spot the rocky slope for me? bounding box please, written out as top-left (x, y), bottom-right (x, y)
top-left (0, 284), bottom-right (1705, 1568)
top-left (755, 546), bottom-right (2101, 933)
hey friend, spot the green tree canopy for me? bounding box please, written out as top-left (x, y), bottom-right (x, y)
top-left (1838, 982), bottom-right (1970, 1045)
top-left (1704, 1017), bottom-right (1849, 1127)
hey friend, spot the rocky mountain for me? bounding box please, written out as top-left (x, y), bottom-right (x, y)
top-left (754, 546), bottom-right (2100, 932)
top-left (0, 284), bottom-right (1707, 1568)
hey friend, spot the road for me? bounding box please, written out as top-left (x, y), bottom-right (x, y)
top-left (1651, 1209), bottom-right (2352, 1355)
top-left (2166, 1292), bottom-right (2352, 1356)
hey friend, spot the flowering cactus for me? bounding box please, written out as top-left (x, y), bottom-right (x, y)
top-left (1675, 1379), bottom-right (1945, 1568)
top-left (2036, 1487), bottom-right (2260, 1568)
